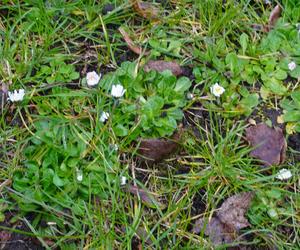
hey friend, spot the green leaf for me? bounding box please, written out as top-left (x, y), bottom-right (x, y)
top-left (290, 66), bottom-right (300, 78)
top-left (143, 96), bottom-right (164, 115)
top-left (264, 79), bottom-right (287, 95)
top-left (174, 77), bottom-right (191, 93)
top-left (239, 33), bottom-right (249, 55)
top-left (283, 111), bottom-right (300, 122)
top-left (291, 91), bottom-right (300, 108)
top-left (46, 76), bottom-right (55, 84)
top-left (70, 71), bottom-right (80, 80)
top-left (280, 98), bottom-right (296, 111)
top-left (114, 124), bottom-right (128, 137)
top-left (53, 174), bottom-right (64, 187)
top-left (274, 69), bottom-right (287, 80)
top-left (240, 93), bottom-right (259, 108)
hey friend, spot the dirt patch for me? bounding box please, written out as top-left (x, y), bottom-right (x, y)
top-left (0, 212), bottom-right (44, 250)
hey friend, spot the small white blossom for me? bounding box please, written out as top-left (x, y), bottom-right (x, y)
top-left (120, 176), bottom-right (127, 185)
top-left (111, 84), bottom-right (126, 98)
top-left (110, 144), bottom-right (119, 151)
top-left (276, 168), bottom-right (292, 180)
top-left (186, 92), bottom-right (194, 100)
top-left (8, 89), bottom-right (25, 102)
top-left (210, 83), bottom-right (225, 97)
top-left (76, 169), bottom-right (83, 182)
top-left (86, 71), bottom-right (101, 86)
top-left (100, 111), bottom-right (109, 122)
top-left (288, 61), bottom-right (297, 71)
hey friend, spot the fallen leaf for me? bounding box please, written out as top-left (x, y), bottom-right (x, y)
top-left (128, 185), bottom-right (164, 208)
top-left (137, 131), bottom-right (181, 162)
top-left (144, 60), bottom-right (184, 77)
top-left (267, 5), bottom-right (282, 31)
top-left (192, 217), bottom-right (235, 245)
top-left (131, 0), bottom-right (159, 20)
top-left (217, 192), bottom-right (254, 231)
top-left (119, 27), bottom-right (149, 55)
top-left (245, 123), bottom-right (286, 166)
top-left (193, 192), bottom-right (254, 246)
top-left (251, 5), bottom-right (282, 33)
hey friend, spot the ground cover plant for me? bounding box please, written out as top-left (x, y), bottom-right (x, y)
top-left (0, 0), bottom-right (299, 249)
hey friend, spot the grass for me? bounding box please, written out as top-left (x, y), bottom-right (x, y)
top-left (0, 0), bottom-right (300, 249)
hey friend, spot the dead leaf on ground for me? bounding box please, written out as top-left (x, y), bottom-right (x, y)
top-left (144, 60), bottom-right (184, 77)
top-left (251, 4), bottom-right (282, 32)
top-left (268, 5), bottom-right (282, 30)
top-left (192, 217), bottom-right (235, 245)
top-left (193, 192), bottom-right (254, 246)
top-left (245, 123), bottom-right (286, 166)
top-left (119, 27), bottom-right (149, 55)
top-left (137, 131), bottom-right (181, 162)
top-left (128, 185), bottom-right (164, 208)
top-left (217, 192), bottom-right (254, 231)
top-left (131, 0), bottom-right (159, 20)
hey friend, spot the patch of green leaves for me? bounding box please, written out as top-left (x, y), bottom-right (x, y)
top-left (37, 59), bottom-right (79, 84)
top-left (101, 62), bottom-right (191, 138)
top-left (281, 90), bottom-right (300, 133)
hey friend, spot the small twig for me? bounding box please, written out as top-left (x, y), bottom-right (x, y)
top-left (0, 179), bottom-right (12, 192)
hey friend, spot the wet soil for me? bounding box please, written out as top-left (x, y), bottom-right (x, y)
top-left (0, 212), bottom-right (44, 250)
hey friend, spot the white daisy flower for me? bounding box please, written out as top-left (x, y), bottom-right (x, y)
top-left (7, 89), bottom-right (25, 102)
top-left (76, 168), bottom-right (83, 182)
top-left (288, 61), bottom-right (297, 71)
top-left (86, 71), bottom-right (101, 86)
top-left (120, 176), bottom-right (127, 185)
top-left (111, 84), bottom-right (126, 98)
top-left (276, 168), bottom-right (292, 180)
top-left (100, 111), bottom-right (109, 122)
top-left (210, 83), bottom-right (225, 97)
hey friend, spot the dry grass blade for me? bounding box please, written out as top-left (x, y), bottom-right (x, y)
top-left (118, 27), bottom-right (149, 55)
top-left (128, 185), bottom-right (163, 208)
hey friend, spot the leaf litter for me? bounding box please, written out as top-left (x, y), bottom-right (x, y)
top-left (137, 130), bottom-right (181, 162)
top-left (131, 0), bottom-right (159, 20)
top-left (193, 192), bottom-right (254, 246)
top-left (268, 5), bottom-right (282, 30)
top-left (143, 60), bottom-right (184, 77)
top-left (245, 123), bottom-right (286, 166)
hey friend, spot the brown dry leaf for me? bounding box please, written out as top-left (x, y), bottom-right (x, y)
top-left (128, 185), bottom-right (164, 208)
top-left (268, 5), bottom-right (282, 28)
top-left (131, 0), bottom-right (159, 20)
top-left (192, 217), bottom-right (235, 245)
top-left (193, 192), bottom-right (254, 246)
top-left (137, 131), bottom-right (181, 162)
top-left (245, 123), bottom-right (286, 166)
top-left (118, 27), bottom-right (149, 55)
top-left (144, 60), bottom-right (184, 77)
top-left (217, 192), bottom-right (254, 231)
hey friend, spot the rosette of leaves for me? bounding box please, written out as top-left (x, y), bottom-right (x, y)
top-left (280, 91), bottom-right (300, 133)
top-left (37, 59), bottom-right (79, 84)
top-left (101, 61), bottom-right (191, 139)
